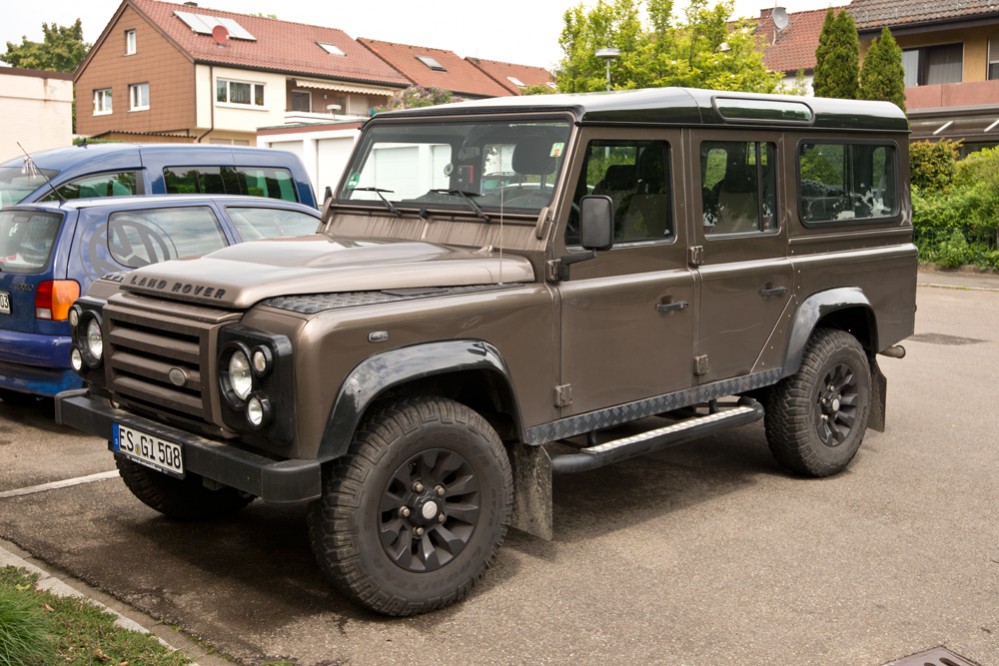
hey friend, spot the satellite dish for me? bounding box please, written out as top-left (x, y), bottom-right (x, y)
top-left (211, 25), bottom-right (229, 45)
top-left (773, 7), bottom-right (789, 32)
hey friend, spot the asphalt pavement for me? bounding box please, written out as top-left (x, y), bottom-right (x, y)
top-left (0, 266), bottom-right (996, 666)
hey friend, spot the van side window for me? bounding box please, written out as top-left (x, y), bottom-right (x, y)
top-left (107, 206), bottom-right (227, 268)
top-left (567, 139), bottom-right (672, 245)
top-left (163, 166), bottom-right (298, 202)
top-left (799, 142), bottom-right (897, 223)
top-left (701, 141), bottom-right (776, 235)
top-left (39, 172), bottom-right (140, 202)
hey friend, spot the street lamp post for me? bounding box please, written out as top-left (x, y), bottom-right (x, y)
top-left (595, 47), bottom-right (621, 91)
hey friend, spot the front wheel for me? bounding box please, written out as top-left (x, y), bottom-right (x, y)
top-left (307, 396), bottom-right (512, 616)
top-left (116, 457), bottom-right (255, 520)
top-left (764, 328), bottom-right (871, 477)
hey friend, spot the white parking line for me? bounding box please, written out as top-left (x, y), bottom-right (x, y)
top-left (0, 470), bottom-right (119, 499)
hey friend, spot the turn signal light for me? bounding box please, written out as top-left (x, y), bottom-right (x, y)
top-left (35, 280), bottom-right (81, 321)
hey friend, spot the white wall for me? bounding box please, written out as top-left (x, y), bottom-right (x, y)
top-left (0, 70), bottom-right (73, 161)
top-left (258, 126), bottom-right (362, 197)
top-left (195, 64), bottom-right (290, 134)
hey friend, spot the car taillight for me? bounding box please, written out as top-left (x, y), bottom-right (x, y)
top-left (35, 280), bottom-right (80, 321)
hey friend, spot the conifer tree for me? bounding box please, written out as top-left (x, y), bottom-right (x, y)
top-left (860, 27), bottom-right (906, 111)
top-left (813, 9), bottom-right (859, 99)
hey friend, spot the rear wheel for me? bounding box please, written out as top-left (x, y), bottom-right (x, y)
top-left (116, 457), bottom-right (255, 520)
top-left (307, 396), bottom-right (512, 616)
top-left (765, 328), bottom-right (871, 477)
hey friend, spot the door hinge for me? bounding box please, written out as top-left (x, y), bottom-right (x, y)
top-left (554, 383), bottom-right (573, 408)
top-left (693, 355), bottom-right (710, 376)
top-left (688, 245), bottom-right (704, 267)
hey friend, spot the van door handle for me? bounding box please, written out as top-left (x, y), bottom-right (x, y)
top-left (656, 299), bottom-right (688, 314)
top-left (759, 284), bottom-right (788, 299)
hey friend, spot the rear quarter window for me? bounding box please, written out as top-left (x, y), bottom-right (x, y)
top-left (107, 206), bottom-right (227, 268)
top-left (163, 166), bottom-right (298, 202)
top-left (798, 142), bottom-right (897, 224)
top-left (0, 210), bottom-right (63, 273)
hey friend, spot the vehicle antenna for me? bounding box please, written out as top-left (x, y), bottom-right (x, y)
top-left (17, 142), bottom-right (65, 204)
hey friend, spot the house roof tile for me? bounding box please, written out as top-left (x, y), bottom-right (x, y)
top-left (465, 57), bottom-right (555, 95)
top-left (357, 38), bottom-right (513, 98)
top-left (753, 6), bottom-right (848, 74)
top-left (127, 0), bottom-right (410, 87)
top-left (848, 0), bottom-right (999, 31)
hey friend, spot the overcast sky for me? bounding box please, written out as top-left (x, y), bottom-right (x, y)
top-left (5, 0), bottom-right (841, 71)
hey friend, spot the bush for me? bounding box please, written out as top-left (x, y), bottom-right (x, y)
top-left (0, 578), bottom-right (54, 666)
top-left (909, 140), bottom-right (959, 191)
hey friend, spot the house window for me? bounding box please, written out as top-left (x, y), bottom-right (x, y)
top-left (416, 55), bottom-right (446, 71)
top-left (93, 89), bottom-right (112, 115)
top-left (290, 90), bottom-right (311, 112)
top-left (989, 37), bottom-right (999, 80)
top-left (902, 43), bottom-right (963, 87)
top-left (129, 83), bottom-right (149, 111)
top-left (318, 42), bottom-right (346, 57)
top-left (125, 29), bottom-right (136, 55)
top-left (216, 78), bottom-right (265, 107)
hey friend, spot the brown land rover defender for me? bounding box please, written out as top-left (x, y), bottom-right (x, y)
top-left (56, 88), bottom-right (917, 616)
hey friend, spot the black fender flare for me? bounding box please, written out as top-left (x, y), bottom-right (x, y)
top-left (782, 287), bottom-right (877, 379)
top-left (317, 340), bottom-right (520, 460)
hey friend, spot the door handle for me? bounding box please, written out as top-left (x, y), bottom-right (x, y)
top-left (656, 299), bottom-right (688, 314)
top-left (759, 284), bottom-right (788, 299)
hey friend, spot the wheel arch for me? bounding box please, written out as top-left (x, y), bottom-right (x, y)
top-left (782, 287), bottom-right (878, 379)
top-left (317, 340), bottom-right (524, 461)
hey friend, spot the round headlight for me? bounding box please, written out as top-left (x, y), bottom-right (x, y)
top-left (85, 318), bottom-right (103, 364)
top-left (69, 308), bottom-right (80, 328)
top-left (251, 347), bottom-right (271, 376)
top-left (227, 349), bottom-right (253, 401)
top-left (246, 394), bottom-right (271, 428)
top-left (70, 347), bottom-right (83, 372)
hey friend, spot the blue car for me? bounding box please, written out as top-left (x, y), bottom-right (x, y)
top-left (0, 195), bottom-right (321, 402)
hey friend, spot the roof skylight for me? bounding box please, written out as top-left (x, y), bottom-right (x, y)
top-left (415, 55), bottom-right (446, 71)
top-left (318, 42), bottom-right (347, 57)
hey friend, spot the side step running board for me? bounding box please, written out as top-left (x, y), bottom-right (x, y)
top-left (549, 401), bottom-right (764, 474)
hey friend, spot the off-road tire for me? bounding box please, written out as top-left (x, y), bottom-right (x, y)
top-left (307, 396), bottom-right (512, 616)
top-left (116, 456), bottom-right (255, 520)
top-left (764, 328), bottom-right (871, 477)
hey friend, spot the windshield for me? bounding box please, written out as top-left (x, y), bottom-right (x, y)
top-left (338, 119), bottom-right (572, 216)
top-left (0, 165), bottom-right (60, 207)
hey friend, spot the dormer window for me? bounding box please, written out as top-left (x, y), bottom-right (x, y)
top-left (318, 42), bottom-right (346, 57)
top-left (416, 55), bottom-right (446, 72)
top-left (125, 29), bottom-right (136, 55)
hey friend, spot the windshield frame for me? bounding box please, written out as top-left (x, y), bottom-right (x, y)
top-left (336, 113), bottom-right (575, 222)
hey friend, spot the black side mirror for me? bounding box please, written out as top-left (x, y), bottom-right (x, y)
top-left (579, 195), bottom-right (614, 251)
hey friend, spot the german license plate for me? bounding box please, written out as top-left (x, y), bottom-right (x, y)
top-left (0, 291), bottom-right (9, 315)
top-left (112, 423), bottom-right (184, 477)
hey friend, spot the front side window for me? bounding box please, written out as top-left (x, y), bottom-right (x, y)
top-left (339, 119), bottom-right (572, 218)
top-left (38, 172), bottom-right (139, 202)
top-left (129, 83), bottom-right (149, 111)
top-left (566, 139), bottom-right (672, 245)
top-left (701, 141), bottom-right (777, 235)
top-left (798, 142), bottom-right (897, 224)
top-left (216, 78), bottom-right (265, 107)
top-left (125, 29), bottom-right (136, 55)
top-left (163, 166), bottom-right (298, 202)
top-left (0, 210), bottom-right (63, 273)
top-left (108, 207), bottom-right (227, 268)
top-left (94, 89), bottom-right (112, 115)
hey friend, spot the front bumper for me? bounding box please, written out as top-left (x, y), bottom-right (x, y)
top-left (55, 389), bottom-right (321, 504)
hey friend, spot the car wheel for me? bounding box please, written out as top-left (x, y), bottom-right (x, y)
top-left (764, 328), bottom-right (871, 477)
top-left (307, 396), bottom-right (512, 616)
top-left (116, 456), bottom-right (255, 520)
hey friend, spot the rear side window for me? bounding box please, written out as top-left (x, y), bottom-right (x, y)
top-left (701, 141), bottom-right (777, 235)
top-left (798, 142), bottom-right (897, 223)
top-left (226, 207), bottom-right (319, 240)
top-left (38, 172), bottom-right (140, 202)
top-left (163, 166), bottom-right (298, 202)
top-left (0, 210), bottom-right (62, 273)
top-left (107, 206), bottom-right (227, 268)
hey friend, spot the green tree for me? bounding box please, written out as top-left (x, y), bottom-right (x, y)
top-left (813, 9), bottom-right (859, 99)
top-left (377, 86), bottom-right (455, 112)
top-left (1, 19), bottom-right (90, 73)
top-left (860, 27), bottom-right (905, 111)
top-left (556, 0), bottom-right (781, 93)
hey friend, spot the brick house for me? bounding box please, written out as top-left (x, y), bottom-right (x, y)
top-left (753, 6), bottom-right (848, 94)
top-left (850, 0), bottom-right (999, 149)
top-left (74, 0), bottom-right (411, 145)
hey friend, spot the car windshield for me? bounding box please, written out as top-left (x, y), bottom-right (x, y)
top-left (0, 210), bottom-right (63, 273)
top-left (338, 119), bottom-right (572, 217)
top-left (0, 165), bottom-right (60, 207)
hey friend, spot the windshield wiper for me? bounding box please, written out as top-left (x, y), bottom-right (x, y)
top-left (430, 189), bottom-right (491, 223)
top-left (351, 187), bottom-right (401, 217)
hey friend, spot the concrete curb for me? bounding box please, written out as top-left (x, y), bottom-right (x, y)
top-left (0, 537), bottom-right (229, 665)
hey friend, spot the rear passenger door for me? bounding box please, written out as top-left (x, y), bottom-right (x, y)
top-left (558, 128), bottom-right (695, 416)
top-left (690, 132), bottom-right (794, 384)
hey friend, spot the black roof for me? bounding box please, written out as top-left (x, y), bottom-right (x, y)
top-left (377, 87), bottom-right (909, 133)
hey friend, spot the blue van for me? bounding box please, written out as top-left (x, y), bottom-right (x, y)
top-left (0, 195), bottom-right (321, 402)
top-left (0, 143), bottom-right (316, 208)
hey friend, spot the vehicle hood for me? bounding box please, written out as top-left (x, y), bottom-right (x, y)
top-left (117, 236), bottom-right (535, 309)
